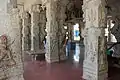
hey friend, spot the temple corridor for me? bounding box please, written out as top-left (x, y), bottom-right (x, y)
top-left (1, 0), bottom-right (120, 80)
top-left (24, 43), bottom-right (120, 80)
top-left (24, 43), bottom-right (83, 80)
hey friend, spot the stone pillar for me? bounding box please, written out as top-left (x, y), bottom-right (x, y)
top-left (39, 8), bottom-right (47, 49)
top-left (57, 1), bottom-right (67, 61)
top-left (22, 12), bottom-right (31, 51)
top-left (30, 5), bottom-right (40, 51)
top-left (7, 9), bottom-right (24, 80)
top-left (82, 0), bottom-right (108, 80)
top-left (45, 1), bottom-right (60, 63)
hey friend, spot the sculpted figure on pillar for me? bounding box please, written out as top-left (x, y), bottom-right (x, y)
top-left (0, 35), bottom-right (16, 79)
top-left (31, 4), bottom-right (43, 51)
top-left (39, 6), bottom-right (47, 49)
top-left (65, 1), bottom-right (74, 21)
top-left (22, 12), bottom-right (31, 51)
top-left (65, 0), bottom-right (82, 21)
top-left (56, 1), bottom-right (68, 60)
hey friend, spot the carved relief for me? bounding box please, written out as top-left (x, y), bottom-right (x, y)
top-left (98, 4), bottom-right (106, 27)
top-left (45, 1), bottom-right (60, 62)
top-left (31, 4), bottom-right (43, 13)
top-left (65, 1), bottom-right (83, 21)
top-left (98, 36), bottom-right (107, 71)
top-left (0, 35), bottom-right (16, 79)
top-left (22, 12), bottom-right (31, 51)
top-left (39, 8), bottom-right (47, 49)
top-left (57, 1), bottom-right (68, 59)
top-left (86, 8), bottom-right (96, 22)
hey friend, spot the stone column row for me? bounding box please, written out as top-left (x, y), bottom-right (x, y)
top-left (22, 5), bottom-right (47, 52)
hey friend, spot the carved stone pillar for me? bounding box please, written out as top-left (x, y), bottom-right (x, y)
top-left (45, 0), bottom-right (60, 63)
top-left (57, 1), bottom-right (67, 61)
top-left (82, 0), bottom-right (108, 80)
top-left (30, 5), bottom-right (40, 51)
top-left (7, 9), bottom-right (24, 80)
top-left (22, 12), bottom-right (31, 51)
top-left (39, 9), bottom-right (47, 49)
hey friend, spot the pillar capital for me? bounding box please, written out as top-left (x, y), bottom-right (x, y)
top-left (41, 0), bottom-right (58, 5)
top-left (82, 0), bottom-right (107, 28)
top-left (29, 4), bottom-right (43, 13)
top-left (22, 11), bottom-right (30, 19)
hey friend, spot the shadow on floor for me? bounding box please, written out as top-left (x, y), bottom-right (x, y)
top-left (108, 66), bottom-right (120, 80)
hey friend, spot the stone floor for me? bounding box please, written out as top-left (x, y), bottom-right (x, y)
top-left (24, 61), bottom-right (83, 80)
top-left (23, 43), bottom-right (120, 80)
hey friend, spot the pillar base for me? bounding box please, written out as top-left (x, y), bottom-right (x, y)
top-left (83, 60), bottom-right (108, 80)
top-left (45, 54), bottom-right (67, 63)
top-left (83, 72), bottom-right (107, 80)
top-left (8, 74), bottom-right (24, 80)
top-left (60, 55), bottom-right (67, 61)
top-left (45, 57), bottom-right (59, 63)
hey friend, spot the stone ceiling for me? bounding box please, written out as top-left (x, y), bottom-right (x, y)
top-left (108, 0), bottom-right (120, 5)
top-left (107, 0), bottom-right (120, 17)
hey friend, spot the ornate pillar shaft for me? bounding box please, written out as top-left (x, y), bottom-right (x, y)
top-left (57, 1), bottom-right (67, 61)
top-left (45, 1), bottom-right (60, 63)
top-left (82, 0), bottom-right (108, 80)
top-left (31, 9), bottom-right (40, 51)
top-left (7, 9), bottom-right (24, 80)
top-left (22, 12), bottom-right (31, 51)
top-left (39, 9), bottom-right (47, 49)
top-left (0, 0), bottom-right (24, 80)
